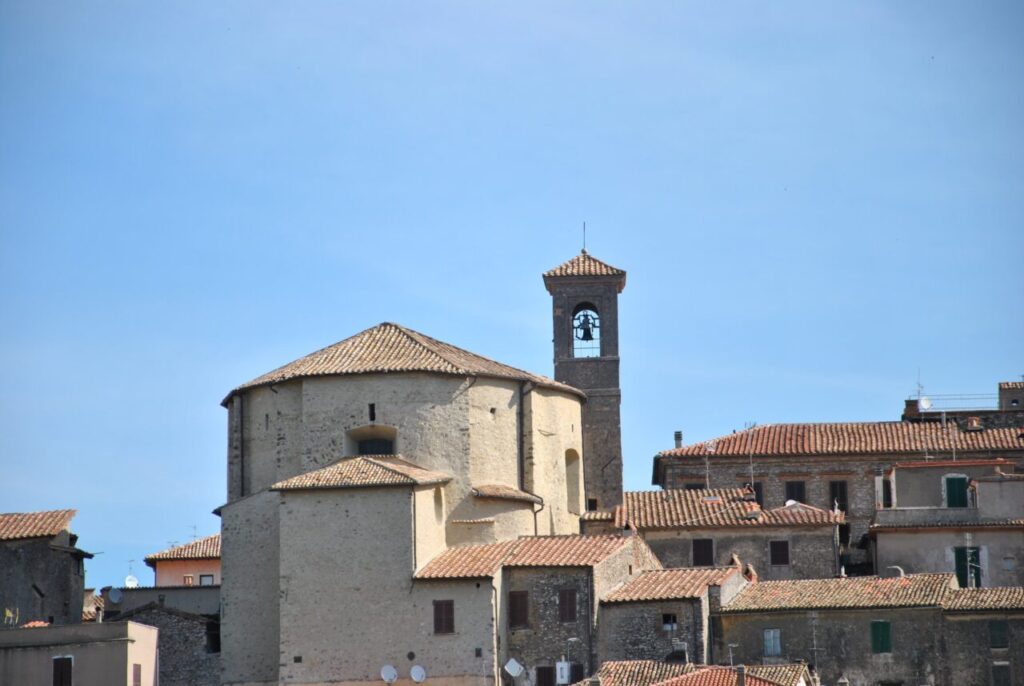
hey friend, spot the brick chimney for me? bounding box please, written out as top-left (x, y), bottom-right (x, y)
top-left (736, 665), bottom-right (746, 686)
top-left (744, 564), bottom-right (758, 583)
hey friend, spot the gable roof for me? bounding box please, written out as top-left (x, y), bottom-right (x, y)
top-left (942, 587), bottom-right (1024, 612)
top-left (658, 423), bottom-right (1024, 460)
top-left (653, 667), bottom-right (784, 686)
top-left (145, 534), bottom-right (221, 566)
top-left (544, 250), bottom-right (626, 280)
top-left (604, 567), bottom-right (739, 603)
top-left (745, 665), bottom-right (812, 686)
top-left (415, 534), bottom-right (638, 579)
top-left (570, 660), bottom-right (697, 686)
top-left (0, 509), bottom-right (76, 541)
top-left (616, 489), bottom-right (842, 531)
top-left (271, 455), bottom-right (451, 491)
top-left (225, 322), bottom-right (582, 404)
top-left (721, 573), bottom-right (955, 613)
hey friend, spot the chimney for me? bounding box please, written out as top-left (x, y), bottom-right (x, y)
top-left (736, 665), bottom-right (745, 686)
top-left (589, 677), bottom-right (601, 686)
top-left (674, 431), bottom-right (683, 449)
top-left (730, 553), bottom-right (742, 569)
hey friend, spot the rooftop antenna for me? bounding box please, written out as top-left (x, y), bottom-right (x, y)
top-left (744, 422), bottom-right (758, 490)
top-left (727, 644), bottom-right (739, 666)
top-left (191, 525), bottom-right (198, 541)
top-left (582, 221), bottom-right (587, 253)
top-left (810, 617), bottom-right (825, 675)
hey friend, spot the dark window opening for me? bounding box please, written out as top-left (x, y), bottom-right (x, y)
top-left (369, 403), bottom-right (376, 421)
top-left (990, 620), bottom-right (1009, 649)
top-left (572, 304), bottom-right (601, 358)
top-left (206, 620), bottom-right (221, 653)
top-left (839, 524), bottom-right (851, 547)
top-left (769, 541), bottom-right (790, 566)
top-left (692, 539), bottom-right (714, 566)
top-left (508, 591), bottom-right (529, 628)
top-left (946, 476), bottom-right (969, 508)
top-left (571, 664), bottom-right (585, 683)
top-left (559, 589), bottom-right (577, 623)
top-left (871, 620), bottom-right (892, 654)
top-left (433, 600), bottom-right (454, 634)
top-left (955, 547), bottom-right (982, 588)
top-left (358, 438), bottom-right (394, 455)
top-left (784, 481), bottom-right (806, 503)
top-left (536, 666), bottom-right (556, 686)
top-left (52, 657), bottom-right (72, 686)
top-left (882, 479), bottom-right (893, 508)
top-left (992, 664), bottom-right (1011, 686)
top-left (475, 647), bottom-right (482, 658)
top-left (294, 656), bottom-right (302, 663)
top-left (662, 613), bottom-right (678, 632)
top-left (752, 482), bottom-right (764, 506)
top-left (829, 480), bottom-right (848, 512)
top-left (587, 498), bottom-right (598, 512)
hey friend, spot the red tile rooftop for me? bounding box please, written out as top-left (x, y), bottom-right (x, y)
top-left (604, 567), bottom-right (739, 603)
top-left (0, 509), bottom-right (76, 541)
top-left (271, 455), bottom-right (451, 491)
top-left (145, 534), bottom-right (221, 564)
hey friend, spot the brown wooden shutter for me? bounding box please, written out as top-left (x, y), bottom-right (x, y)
top-left (558, 589), bottom-right (577, 623)
top-left (433, 600), bottom-right (454, 634)
top-left (536, 666), bottom-right (555, 686)
top-left (509, 590), bottom-right (529, 628)
top-left (53, 657), bottom-right (72, 686)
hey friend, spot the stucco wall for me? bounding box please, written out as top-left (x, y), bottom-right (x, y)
top-left (977, 479), bottom-right (1024, 519)
top-left (152, 558), bottom-right (222, 587)
top-left (0, 534), bottom-right (84, 626)
top-left (641, 528), bottom-right (837, 581)
top-left (103, 585), bottom-right (220, 618)
top-left (415, 485), bottom-right (448, 571)
top-left (874, 529), bottom-right (1024, 587)
top-left (522, 388), bottom-right (585, 535)
top-left (892, 464), bottom-right (997, 508)
top-left (221, 490), bottom-right (280, 686)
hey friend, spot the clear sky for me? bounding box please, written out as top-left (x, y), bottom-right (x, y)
top-left (1, 2), bottom-right (1021, 589)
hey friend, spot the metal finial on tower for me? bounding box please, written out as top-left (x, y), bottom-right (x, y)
top-left (582, 221), bottom-right (587, 254)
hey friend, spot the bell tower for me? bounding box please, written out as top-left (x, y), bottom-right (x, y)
top-left (543, 249), bottom-right (626, 510)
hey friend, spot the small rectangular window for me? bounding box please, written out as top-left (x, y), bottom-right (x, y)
top-left (769, 541), bottom-right (790, 566)
top-left (946, 476), bottom-right (969, 508)
top-left (763, 628), bottom-right (781, 657)
top-left (692, 539), bottom-right (714, 566)
top-left (133, 663), bottom-right (142, 686)
top-left (587, 499), bottom-right (598, 512)
top-left (662, 613), bottom-right (678, 632)
top-left (433, 600), bottom-right (454, 634)
top-left (199, 574), bottom-right (215, 586)
top-left (882, 479), bottom-right (893, 508)
top-left (368, 403), bottom-right (376, 421)
top-left (829, 480), bottom-right (848, 511)
top-left (536, 666), bottom-right (555, 686)
top-left (509, 591), bottom-right (529, 628)
top-left (871, 620), bottom-right (892, 654)
top-left (752, 482), bottom-right (764, 506)
top-left (52, 657), bottom-right (72, 686)
top-left (558, 589), bottom-right (576, 623)
top-left (992, 663), bottom-right (1011, 686)
top-left (784, 481), bottom-right (806, 503)
top-left (954, 547), bottom-right (982, 588)
top-left (989, 620), bottom-right (1009, 649)
top-left (183, 575), bottom-right (194, 586)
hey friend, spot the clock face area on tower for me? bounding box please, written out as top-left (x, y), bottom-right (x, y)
top-left (572, 303), bottom-right (600, 358)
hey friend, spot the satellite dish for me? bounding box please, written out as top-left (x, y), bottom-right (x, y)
top-left (785, 499), bottom-right (798, 507)
top-left (124, 575), bottom-right (139, 588)
top-left (108, 588), bottom-right (123, 604)
top-left (504, 658), bottom-right (525, 678)
top-left (410, 665), bottom-right (427, 683)
top-left (918, 396), bottom-right (933, 411)
top-left (381, 665), bottom-right (398, 684)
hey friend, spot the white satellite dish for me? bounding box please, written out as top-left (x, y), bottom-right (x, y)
top-left (410, 665), bottom-right (427, 683)
top-left (380, 665), bottom-right (398, 684)
top-left (108, 588), bottom-right (123, 604)
top-left (504, 658), bottom-right (525, 679)
top-left (918, 396), bottom-right (933, 411)
top-left (124, 575), bottom-right (139, 588)
top-left (784, 499), bottom-right (798, 507)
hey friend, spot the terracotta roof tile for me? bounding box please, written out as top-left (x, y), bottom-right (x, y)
top-left (544, 250), bottom-right (626, 279)
top-left (653, 667), bottom-right (784, 686)
top-left (619, 489), bottom-right (842, 530)
top-left (604, 567), bottom-right (739, 603)
top-left (0, 509), bottom-right (76, 541)
top-left (658, 423), bottom-right (1024, 459)
top-left (870, 518), bottom-right (1024, 532)
top-left (415, 534), bottom-right (634, 579)
top-left (145, 534), bottom-right (221, 564)
top-left (999, 381), bottom-right (1024, 390)
top-left (721, 573), bottom-right (955, 613)
top-left (580, 510), bottom-right (615, 522)
top-left (20, 621), bottom-right (50, 628)
top-left (890, 458), bottom-right (1017, 471)
top-left (271, 455), bottom-right (451, 491)
top-left (570, 660), bottom-right (697, 686)
top-left (227, 322), bottom-right (582, 403)
top-left (745, 665), bottom-right (811, 686)
top-left (942, 586), bottom-right (1024, 611)
top-left (471, 484), bottom-right (543, 505)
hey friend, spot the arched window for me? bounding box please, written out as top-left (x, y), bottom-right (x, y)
top-left (345, 425), bottom-right (398, 456)
top-left (572, 303), bottom-right (600, 358)
top-left (565, 449), bottom-right (582, 515)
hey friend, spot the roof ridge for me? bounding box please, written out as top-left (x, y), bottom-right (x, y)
top-left (384, 323), bottom-right (464, 374)
top-left (363, 455), bottom-right (419, 483)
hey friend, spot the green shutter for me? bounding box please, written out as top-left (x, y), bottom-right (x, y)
top-left (946, 477), bottom-right (968, 508)
top-left (954, 547), bottom-right (982, 587)
top-left (871, 621), bottom-right (891, 653)
top-left (955, 547), bottom-right (968, 587)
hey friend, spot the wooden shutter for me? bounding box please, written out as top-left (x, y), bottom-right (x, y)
top-left (536, 666), bottom-right (555, 686)
top-left (882, 480), bottom-right (893, 508)
top-left (871, 620), bottom-right (891, 653)
top-left (52, 657), bottom-right (72, 686)
top-left (570, 664), bottom-right (585, 683)
top-left (946, 477), bottom-right (968, 508)
top-left (558, 589), bottom-right (577, 623)
top-left (829, 481), bottom-right (848, 511)
top-left (509, 591), bottom-right (529, 628)
top-left (433, 600), bottom-right (454, 634)
top-left (692, 539), bottom-right (714, 566)
top-left (785, 481), bottom-right (806, 502)
top-left (992, 664), bottom-right (1011, 686)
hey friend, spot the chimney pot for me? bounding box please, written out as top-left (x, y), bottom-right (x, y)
top-left (674, 431), bottom-right (683, 449)
top-left (736, 664), bottom-right (745, 686)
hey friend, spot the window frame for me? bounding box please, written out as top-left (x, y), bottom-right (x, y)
top-left (991, 662), bottom-right (1011, 686)
top-left (199, 574), bottom-right (215, 586)
top-left (183, 574), bottom-right (194, 586)
top-left (662, 612), bottom-right (678, 633)
top-left (763, 628), bottom-right (781, 657)
top-left (769, 540), bottom-right (791, 567)
top-left (954, 546), bottom-right (982, 588)
top-left (508, 590), bottom-right (529, 629)
top-left (433, 599), bottom-right (455, 635)
top-left (691, 538), bottom-right (714, 567)
top-left (784, 481), bottom-right (806, 503)
top-left (944, 474), bottom-right (969, 508)
top-left (829, 480), bottom-right (848, 512)
top-left (52, 655), bottom-right (73, 686)
top-left (871, 620), bottom-right (892, 654)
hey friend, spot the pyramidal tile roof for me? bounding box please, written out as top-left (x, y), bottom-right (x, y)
top-left (657, 422), bottom-right (1024, 459)
top-left (543, 250), bottom-right (627, 288)
top-left (145, 534), bottom-right (221, 564)
top-left (603, 566), bottom-right (739, 603)
top-left (0, 509), bottom-right (76, 541)
top-left (272, 455), bottom-right (452, 491)
top-left (721, 573), bottom-right (956, 613)
top-left (225, 322), bottom-right (583, 403)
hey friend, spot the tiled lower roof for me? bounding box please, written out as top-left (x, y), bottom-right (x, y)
top-left (570, 660), bottom-right (696, 686)
top-left (580, 511), bottom-right (615, 522)
top-left (1000, 381), bottom-right (1024, 390)
top-left (942, 587), bottom-right (1024, 612)
top-left (745, 665), bottom-right (811, 686)
top-left (603, 567), bottom-right (738, 603)
top-left (721, 573), bottom-right (955, 613)
top-left (415, 534), bottom-right (639, 579)
top-left (471, 484), bottom-right (543, 505)
top-left (653, 667), bottom-right (783, 686)
top-left (145, 534), bottom-right (221, 564)
top-left (0, 509), bottom-right (76, 541)
top-left (619, 489), bottom-right (841, 530)
top-left (271, 455), bottom-right (451, 491)
top-left (870, 519), bottom-right (1024, 532)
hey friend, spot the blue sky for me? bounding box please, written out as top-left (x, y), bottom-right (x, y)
top-left (1, 2), bottom-right (1021, 588)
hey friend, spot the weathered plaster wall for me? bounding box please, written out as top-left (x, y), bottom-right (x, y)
top-left (893, 464), bottom-right (997, 508)
top-left (152, 558), bottom-right (222, 587)
top-left (0, 533), bottom-right (84, 626)
top-left (523, 388), bottom-right (585, 535)
top-left (874, 530), bottom-right (1024, 587)
top-left (977, 479), bottom-right (1024, 519)
top-left (415, 485), bottom-right (448, 571)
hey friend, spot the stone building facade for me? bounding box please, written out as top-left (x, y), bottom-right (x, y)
top-left (653, 422), bottom-right (1024, 571)
top-left (544, 251), bottom-right (627, 511)
top-left (114, 602), bottom-right (220, 686)
top-left (0, 509), bottom-right (91, 627)
top-left (144, 533), bottom-right (221, 587)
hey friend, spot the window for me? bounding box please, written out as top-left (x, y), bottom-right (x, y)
top-left (199, 574), bottom-right (215, 586)
top-left (992, 662), bottom-right (1011, 686)
top-left (53, 657), bottom-right (72, 686)
top-left (955, 547), bottom-right (982, 588)
top-left (784, 481), bottom-right (806, 503)
top-left (558, 589), bottom-right (577, 623)
top-left (662, 613), bottom-right (678, 632)
top-left (536, 666), bottom-right (556, 686)
top-left (565, 451), bottom-right (582, 515)
top-left (571, 664), bottom-right (585, 684)
top-left (839, 524), bottom-right (851, 547)
top-left (829, 481), bottom-right (848, 511)
top-left (769, 541), bottom-right (790, 566)
top-left (871, 620), bottom-right (892, 654)
top-left (945, 475), bottom-right (969, 508)
top-left (752, 482), bottom-right (764, 506)
top-left (133, 663), bottom-right (142, 686)
top-left (587, 498), bottom-right (598, 512)
top-left (882, 479), bottom-right (893, 508)
top-left (692, 539), bottom-right (714, 566)
top-left (684, 483), bottom-right (705, 491)
top-left (433, 600), bottom-right (454, 634)
top-left (183, 575), bottom-right (194, 586)
top-left (572, 304), bottom-right (600, 358)
top-left (508, 591), bottom-right (529, 628)
top-left (205, 619), bottom-right (221, 653)
top-left (358, 438), bottom-right (394, 455)
top-left (763, 629), bottom-right (781, 657)
top-left (989, 620), bottom-right (1009, 649)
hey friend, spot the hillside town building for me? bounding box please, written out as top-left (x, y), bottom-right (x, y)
top-left (145, 534), bottom-right (222, 587)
